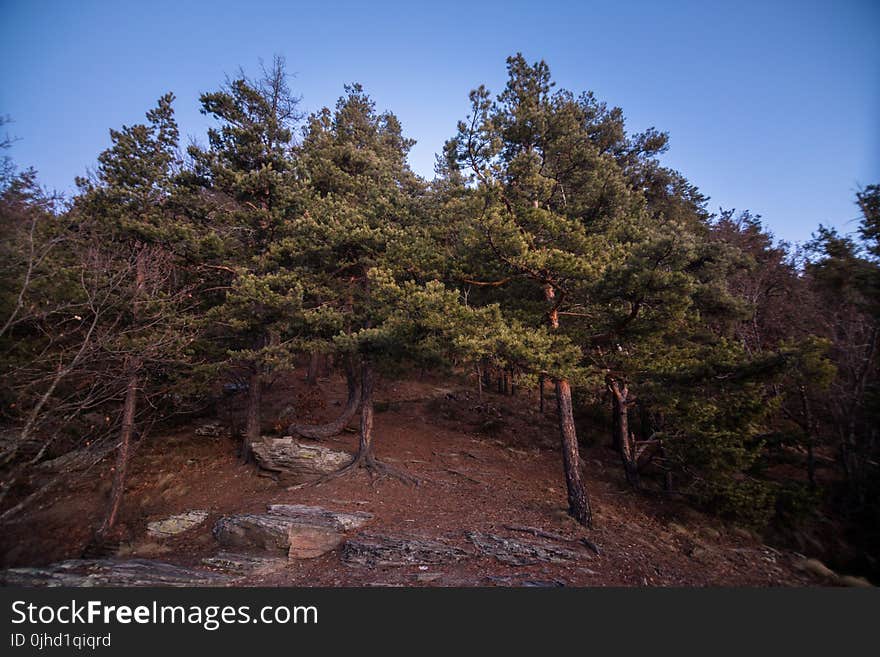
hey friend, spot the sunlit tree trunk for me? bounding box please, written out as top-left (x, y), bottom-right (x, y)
top-left (555, 379), bottom-right (592, 526)
top-left (545, 282), bottom-right (592, 527)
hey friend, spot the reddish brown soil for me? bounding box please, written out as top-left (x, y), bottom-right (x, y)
top-left (0, 371), bottom-right (819, 586)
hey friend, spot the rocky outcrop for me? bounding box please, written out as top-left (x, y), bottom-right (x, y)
top-left (147, 510), bottom-right (209, 538)
top-left (266, 504), bottom-right (373, 531)
top-left (250, 437), bottom-right (352, 482)
top-left (0, 559), bottom-right (231, 587)
top-left (467, 531), bottom-right (584, 565)
top-left (212, 504), bottom-right (373, 559)
top-left (341, 532), bottom-right (470, 567)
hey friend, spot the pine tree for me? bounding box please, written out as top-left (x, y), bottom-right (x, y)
top-left (270, 84), bottom-right (427, 481)
top-left (443, 54), bottom-right (665, 526)
top-left (182, 57), bottom-right (304, 461)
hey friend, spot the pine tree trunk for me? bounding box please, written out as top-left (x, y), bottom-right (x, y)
top-left (611, 392), bottom-right (621, 452)
top-left (555, 378), bottom-right (592, 526)
top-left (97, 248), bottom-right (146, 539)
top-left (99, 365), bottom-right (139, 537)
top-left (609, 377), bottom-right (638, 488)
top-left (539, 374), bottom-right (545, 413)
top-left (357, 361), bottom-right (375, 461)
top-left (544, 282), bottom-right (592, 527)
top-left (243, 366), bottom-right (261, 463)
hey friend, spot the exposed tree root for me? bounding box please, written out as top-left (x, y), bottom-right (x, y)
top-left (289, 360), bottom-right (420, 490)
top-left (288, 448), bottom-right (419, 490)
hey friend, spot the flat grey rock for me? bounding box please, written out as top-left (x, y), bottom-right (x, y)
top-left (467, 531), bottom-right (583, 565)
top-left (267, 504), bottom-right (373, 531)
top-left (341, 532), bottom-right (470, 567)
top-left (1, 559), bottom-right (231, 587)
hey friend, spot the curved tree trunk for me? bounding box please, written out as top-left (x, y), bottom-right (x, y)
top-left (292, 360), bottom-right (417, 488)
top-left (286, 357), bottom-right (361, 439)
top-left (608, 377), bottom-right (638, 488)
top-left (345, 360), bottom-right (413, 484)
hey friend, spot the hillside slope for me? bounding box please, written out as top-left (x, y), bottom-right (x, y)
top-left (1, 372), bottom-right (829, 586)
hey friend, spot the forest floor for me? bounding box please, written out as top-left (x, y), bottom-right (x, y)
top-left (0, 370), bottom-right (828, 586)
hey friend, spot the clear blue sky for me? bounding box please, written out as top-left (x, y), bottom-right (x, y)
top-left (1, 0), bottom-right (877, 244)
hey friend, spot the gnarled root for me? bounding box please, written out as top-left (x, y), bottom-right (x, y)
top-left (289, 447), bottom-right (419, 490)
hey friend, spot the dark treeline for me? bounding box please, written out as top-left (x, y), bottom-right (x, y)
top-left (1, 56), bottom-right (878, 576)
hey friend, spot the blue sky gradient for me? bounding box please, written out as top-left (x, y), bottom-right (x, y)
top-left (1, 0), bottom-right (877, 243)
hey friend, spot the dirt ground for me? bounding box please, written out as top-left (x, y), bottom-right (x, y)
top-left (0, 370), bottom-right (824, 586)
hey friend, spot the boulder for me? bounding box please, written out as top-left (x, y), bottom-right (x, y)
top-left (212, 504), bottom-right (373, 559)
top-left (0, 559), bottom-right (231, 587)
top-left (268, 504), bottom-right (373, 531)
top-left (286, 525), bottom-right (346, 559)
top-left (213, 513), bottom-right (327, 554)
top-left (147, 510), bottom-right (209, 538)
top-left (251, 437), bottom-right (352, 482)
